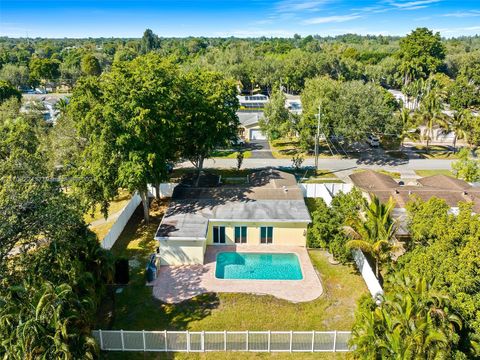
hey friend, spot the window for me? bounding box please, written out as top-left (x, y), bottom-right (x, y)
top-left (234, 226), bottom-right (247, 244)
top-left (260, 226), bottom-right (273, 244)
top-left (213, 226), bottom-right (226, 244)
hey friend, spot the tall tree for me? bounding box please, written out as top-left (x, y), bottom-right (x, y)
top-left (177, 70), bottom-right (239, 186)
top-left (68, 54), bottom-right (179, 222)
top-left (81, 53), bottom-right (102, 76)
top-left (260, 86), bottom-right (291, 140)
top-left (398, 28), bottom-right (445, 85)
top-left (414, 89), bottom-right (448, 152)
top-left (141, 29), bottom-right (161, 54)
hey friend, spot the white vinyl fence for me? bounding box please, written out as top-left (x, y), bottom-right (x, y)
top-left (100, 193), bottom-right (142, 250)
top-left (299, 183), bottom-right (353, 204)
top-left (147, 183), bottom-right (177, 199)
top-left (352, 249), bottom-right (384, 301)
top-left (92, 330), bottom-right (351, 353)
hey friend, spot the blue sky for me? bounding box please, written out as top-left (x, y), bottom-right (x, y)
top-left (1, 0), bottom-right (479, 38)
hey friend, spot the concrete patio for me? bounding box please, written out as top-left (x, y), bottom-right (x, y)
top-left (151, 245), bottom-right (323, 303)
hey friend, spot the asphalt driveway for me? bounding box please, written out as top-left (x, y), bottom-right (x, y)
top-left (249, 140), bottom-right (274, 159)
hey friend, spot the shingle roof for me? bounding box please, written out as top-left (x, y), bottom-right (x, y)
top-left (349, 170), bottom-right (399, 191)
top-left (349, 171), bottom-right (480, 212)
top-left (237, 112), bottom-right (264, 127)
top-left (155, 169), bottom-right (311, 240)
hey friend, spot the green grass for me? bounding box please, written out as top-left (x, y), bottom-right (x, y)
top-left (270, 138), bottom-right (345, 160)
top-left (97, 200), bottom-right (363, 359)
top-left (353, 169), bottom-right (401, 179)
top-left (101, 351), bottom-right (350, 359)
top-left (211, 150), bottom-right (252, 159)
top-left (97, 205), bottom-right (366, 332)
top-left (85, 189), bottom-right (132, 223)
top-left (415, 169), bottom-right (455, 177)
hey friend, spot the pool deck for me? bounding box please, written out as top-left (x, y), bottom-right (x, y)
top-left (151, 245), bottom-right (323, 303)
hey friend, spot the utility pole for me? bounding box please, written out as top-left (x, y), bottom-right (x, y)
top-left (314, 104), bottom-right (321, 170)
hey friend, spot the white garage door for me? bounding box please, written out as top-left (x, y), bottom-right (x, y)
top-left (250, 129), bottom-right (266, 140)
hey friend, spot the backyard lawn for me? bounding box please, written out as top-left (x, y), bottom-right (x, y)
top-left (97, 202), bottom-right (366, 359)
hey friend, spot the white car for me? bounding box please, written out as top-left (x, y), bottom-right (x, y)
top-left (366, 134), bottom-right (380, 147)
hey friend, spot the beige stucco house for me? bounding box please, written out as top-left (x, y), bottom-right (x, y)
top-left (155, 169), bottom-right (311, 265)
top-left (237, 111), bottom-right (267, 141)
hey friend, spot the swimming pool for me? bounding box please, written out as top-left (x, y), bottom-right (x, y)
top-left (215, 252), bottom-right (303, 280)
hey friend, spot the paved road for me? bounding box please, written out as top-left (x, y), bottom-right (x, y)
top-left (180, 157), bottom-right (455, 171)
top-left (248, 140), bottom-right (274, 159)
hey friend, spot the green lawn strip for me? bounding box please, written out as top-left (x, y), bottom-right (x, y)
top-left (353, 169), bottom-right (401, 179)
top-left (211, 150), bottom-right (252, 159)
top-left (414, 169), bottom-right (454, 177)
top-left (85, 189), bottom-right (132, 223)
top-left (101, 351), bottom-right (348, 359)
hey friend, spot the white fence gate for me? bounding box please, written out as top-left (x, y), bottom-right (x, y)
top-left (92, 330), bottom-right (351, 353)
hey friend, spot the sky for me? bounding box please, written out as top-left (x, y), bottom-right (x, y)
top-left (1, 0), bottom-right (480, 38)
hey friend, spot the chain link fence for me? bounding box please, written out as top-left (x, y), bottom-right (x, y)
top-left (92, 330), bottom-right (351, 353)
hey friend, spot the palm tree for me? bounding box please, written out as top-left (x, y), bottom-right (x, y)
top-left (398, 108), bottom-right (419, 150)
top-left (345, 195), bottom-right (396, 279)
top-left (414, 90), bottom-right (449, 152)
top-left (351, 275), bottom-right (464, 359)
top-left (444, 110), bottom-right (471, 152)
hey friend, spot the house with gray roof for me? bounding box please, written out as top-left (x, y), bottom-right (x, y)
top-left (155, 169), bottom-right (311, 265)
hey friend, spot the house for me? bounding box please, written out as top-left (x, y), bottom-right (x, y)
top-left (155, 169), bottom-right (311, 265)
top-left (349, 170), bottom-right (480, 236)
top-left (237, 111), bottom-right (266, 141)
top-left (237, 94), bottom-right (269, 109)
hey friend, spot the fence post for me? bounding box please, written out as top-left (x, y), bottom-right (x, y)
top-left (142, 330), bottom-right (146, 351)
top-left (186, 330), bottom-right (190, 352)
top-left (98, 330), bottom-right (103, 350)
top-left (268, 330), bottom-right (271, 352)
top-left (224, 330), bottom-right (227, 351)
top-left (246, 330), bottom-right (249, 351)
top-left (164, 330), bottom-right (167, 352)
top-left (333, 330), bottom-right (337, 352)
top-left (289, 331), bottom-right (293, 353)
top-left (311, 331), bottom-right (315, 352)
top-left (120, 330), bottom-right (125, 351)
top-left (201, 330), bottom-right (205, 352)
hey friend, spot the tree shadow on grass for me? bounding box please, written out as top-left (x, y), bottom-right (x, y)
top-left (96, 199), bottom-right (220, 332)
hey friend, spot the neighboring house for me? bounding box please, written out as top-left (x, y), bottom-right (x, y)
top-left (349, 170), bottom-right (480, 236)
top-left (21, 94), bottom-right (68, 123)
top-left (237, 94), bottom-right (269, 109)
top-left (237, 111), bottom-right (266, 141)
top-left (285, 93), bottom-right (302, 115)
top-left (155, 169), bottom-right (311, 265)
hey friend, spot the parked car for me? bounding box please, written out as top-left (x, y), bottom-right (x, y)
top-left (231, 137), bottom-right (245, 147)
top-left (366, 134), bottom-right (380, 147)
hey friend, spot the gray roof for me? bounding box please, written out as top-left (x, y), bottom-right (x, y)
top-left (237, 111), bottom-right (264, 127)
top-left (156, 169), bottom-right (311, 240)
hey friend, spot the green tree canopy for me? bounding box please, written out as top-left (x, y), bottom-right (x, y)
top-left (80, 53), bottom-right (102, 76)
top-left (398, 27), bottom-right (446, 85)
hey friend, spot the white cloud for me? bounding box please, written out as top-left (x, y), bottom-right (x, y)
top-left (442, 10), bottom-right (480, 18)
top-left (275, 0), bottom-right (331, 13)
top-left (303, 14), bottom-right (362, 25)
top-left (387, 0), bottom-right (442, 10)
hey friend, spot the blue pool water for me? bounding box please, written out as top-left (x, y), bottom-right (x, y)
top-left (215, 252), bottom-right (303, 280)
